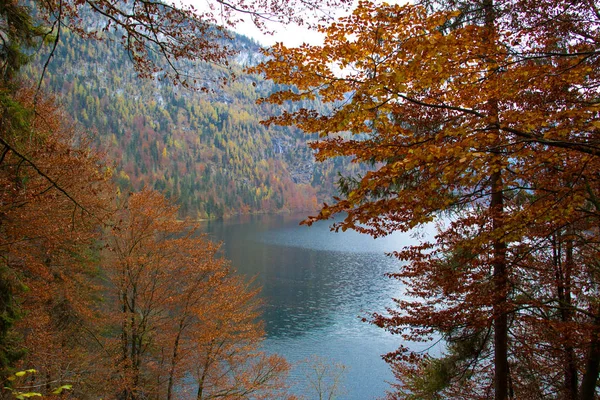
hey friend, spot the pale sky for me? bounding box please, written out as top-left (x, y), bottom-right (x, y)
top-left (232, 19), bottom-right (326, 47)
top-left (181, 0), bottom-right (406, 47)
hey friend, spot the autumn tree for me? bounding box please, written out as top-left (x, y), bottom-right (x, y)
top-left (104, 189), bottom-right (290, 399)
top-left (0, 85), bottom-right (113, 392)
top-left (189, 274), bottom-right (289, 400)
top-left (1, 0), bottom-right (114, 384)
top-left (253, 0), bottom-right (600, 398)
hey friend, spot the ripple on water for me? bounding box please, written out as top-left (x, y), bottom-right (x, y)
top-left (201, 215), bottom-right (434, 400)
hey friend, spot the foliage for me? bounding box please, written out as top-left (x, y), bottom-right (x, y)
top-left (0, 0), bottom-right (46, 80)
top-left (253, 0), bottom-right (600, 398)
top-left (25, 0), bottom-right (353, 89)
top-left (23, 29), bottom-right (318, 217)
top-left (102, 189), bottom-right (291, 399)
top-left (3, 369), bottom-right (72, 399)
top-left (0, 84), bottom-right (114, 387)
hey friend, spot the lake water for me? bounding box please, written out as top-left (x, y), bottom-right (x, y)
top-left (201, 214), bottom-right (435, 399)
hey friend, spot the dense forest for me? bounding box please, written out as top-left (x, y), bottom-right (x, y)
top-left (23, 24), bottom-right (362, 218)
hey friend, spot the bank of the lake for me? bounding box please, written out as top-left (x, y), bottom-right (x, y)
top-left (201, 214), bottom-right (435, 399)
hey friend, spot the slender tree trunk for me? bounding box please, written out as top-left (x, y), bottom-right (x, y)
top-left (481, 1), bottom-right (509, 398)
top-left (580, 309), bottom-right (600, 400)
top-left (197, 357), bottom-right (211, 400)
top-left (130, 284), bottom-right (139, 400)
top-left (491, 169), bottom-right (508, 400)
top-left (120, 278), bottom-right (131, 400)
top-left (197, 343), bottom-right (215, 400)
top-left (579, 196), bottom-right (600, 399)
top-left (556, 233), bottom-right (578, 399)
top-left (167, 319), bottom-right (185, 400)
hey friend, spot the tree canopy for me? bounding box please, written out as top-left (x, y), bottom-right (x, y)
top-left (253, 0), bottom-right (600, 398)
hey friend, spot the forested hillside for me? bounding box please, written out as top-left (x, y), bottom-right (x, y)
top-left (24, 27), bottom-right (354, 218)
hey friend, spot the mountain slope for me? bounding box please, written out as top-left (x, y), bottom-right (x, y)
top-left (24, 27), bottom-right (356, 218)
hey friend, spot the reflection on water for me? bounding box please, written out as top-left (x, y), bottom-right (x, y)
top-left (201, 214), bottom-right (431, 399)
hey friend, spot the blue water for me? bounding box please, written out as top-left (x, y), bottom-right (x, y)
top-left (201, 214), bottom-right (436, 399)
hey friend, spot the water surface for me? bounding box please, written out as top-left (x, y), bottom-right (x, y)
top-left (201, 214), bottom-right (434, 399)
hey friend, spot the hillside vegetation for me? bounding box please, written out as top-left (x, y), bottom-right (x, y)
top-left (25, 27), bottom-right (357, 218)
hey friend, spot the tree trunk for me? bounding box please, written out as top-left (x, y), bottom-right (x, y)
top-left (557, 233), bottom-right (578, 399)
top-left (580, 310), bottom-right (600, 400)
top-left (120, 281), bottom-right (131, 400)
top-left (482, 0), bottom-right (509, 397)
top-left (167, 319), bottom-right (185, 400)
top-left (197, 343), bottom-right (215, 400)
top-left (491, 169), bottom-right (508, 400)
top-left (197, 357), bottom-right (210, 400)
top-left (130, 284), bottom-right (139, 399)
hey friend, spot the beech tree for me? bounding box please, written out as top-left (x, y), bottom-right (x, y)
top-left (253, 0), bottom-right (600, 398)
top-left (104, 189), bottom-right (290, 399)
top-left (0, 1), bottom-right (115, 386)
top-left (0, 86), bottom-right (113, 391)
top-left (189, 274), bottom-right (289, 400)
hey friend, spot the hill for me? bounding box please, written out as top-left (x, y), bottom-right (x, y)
top-left (24, 26), bottom-right (359, 218)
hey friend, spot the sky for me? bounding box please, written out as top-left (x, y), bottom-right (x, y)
top-left (231, 18), bottom-right (326, 47)
top-left (181, 0), bottom-right (406, 47)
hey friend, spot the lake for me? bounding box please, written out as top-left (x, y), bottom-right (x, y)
top-left (201, 214), bottom-right (435, 399)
